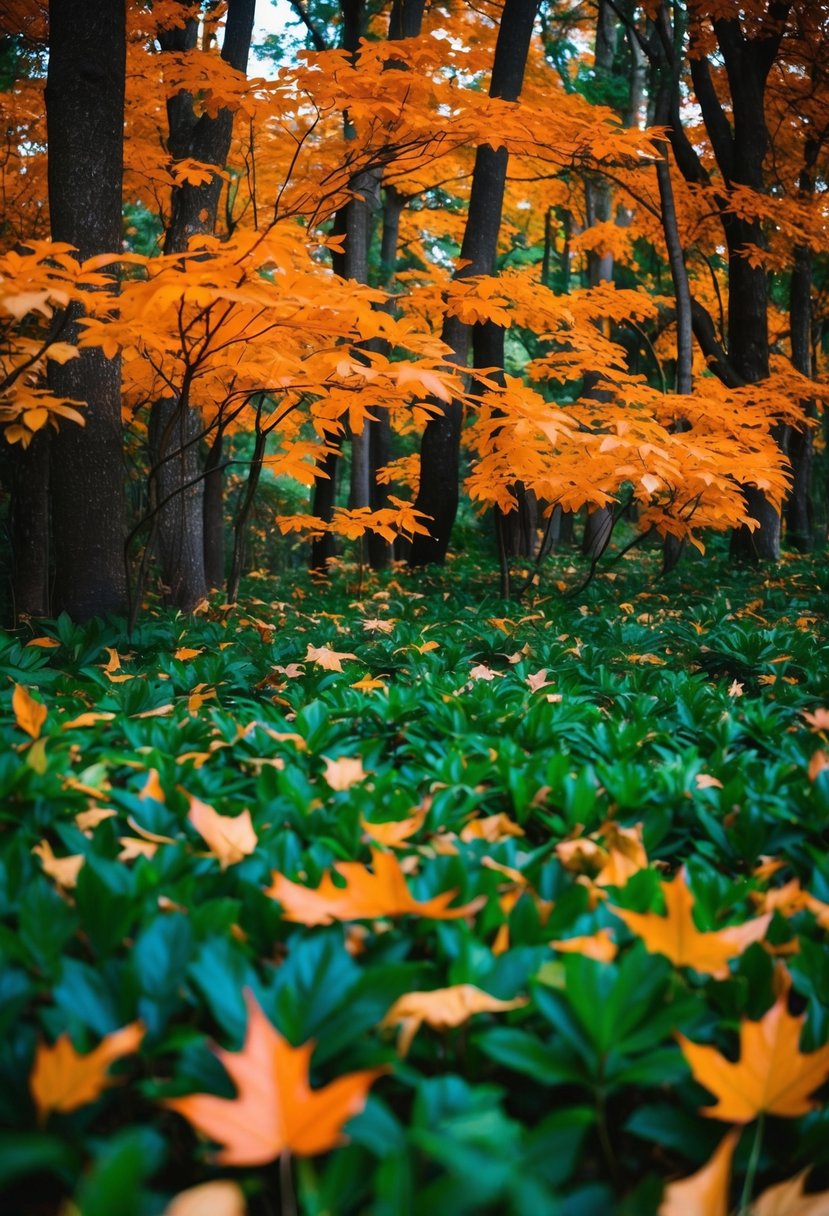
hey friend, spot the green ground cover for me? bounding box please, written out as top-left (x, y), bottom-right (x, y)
top-left (1, 549), bottom-right (828, 1215)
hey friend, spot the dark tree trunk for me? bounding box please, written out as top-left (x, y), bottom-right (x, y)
top-left (410, 0), bottom-right (539, 565)
top-left (7, 430), bottom-right (51, 618)
top-left (310, 448), bottom-right (340, 571)
top-left (203, 428), bottom-right (226, 588)
top-left (45, 0), bottom-right (127, 621)
top-left (785, 242), bottom-right (815, 550)
top-left (150, 0), bottom-right (255, 609)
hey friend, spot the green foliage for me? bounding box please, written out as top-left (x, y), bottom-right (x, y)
top-left (1, 551), bottom-right (828, 1213)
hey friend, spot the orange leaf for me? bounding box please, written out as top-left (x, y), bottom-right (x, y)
top-left (379, 984), bottom-right (527, 1056)
top-left (30, 1022), bottom-right (144, 1122)
top-left (165, 992), bottom-right (383, 1165)
top-left (460, 813), bottom-right (525, 843)
top-left (322, 755), bottom-right (367, 791)
top-left (552, 928), bottom-right (617, 962)
top-left (139, 769), bottom-right (166, 802)
top-left (187, 794), bottom-right (258, 869)
top-left (13, 684), bottom-right (47, 739)
top-left (162, 1181), bottom-right (246, 1216)
top-left (657, 1130), bottom-right (739, 1216)
top-left (173, 647), bottom-right (203, 662)
top-left (808, 751), bottom-right (829, 782)
top-left (753, 1170), bottom-right (829, 1215)
top-left (31, 840), bottom-right (84, 889)
top-left (803, 708), bottom-right (829, 732)
top-left (266, 847), bottom-right (481, 925)
top-left (611, 869), bottom-right (770, 978)
top-left (360, 806), bottom-right (428, 848)
top-left (304, 644), bottom-right (357, 672)
top-left (677, 985), bottom-right (829, 1121)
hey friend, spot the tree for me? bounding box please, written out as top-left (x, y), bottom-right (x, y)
top-left (45, 0), bottom-right (128, 620)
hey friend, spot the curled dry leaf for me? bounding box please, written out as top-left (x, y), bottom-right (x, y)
top-left (165, 992), bottom-right (384, 1166)
top-left (30, 1022), bottom-right (145, 1122)
top-left (380, 984), bottom-right (528, 1056)
top-left (753, 1170), bottom-right (829, 1216)
top-left (266, 847), bottom-right (481, 925)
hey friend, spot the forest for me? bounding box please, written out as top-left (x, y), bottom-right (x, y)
top-left (0, 1), bottom-right (828, 1213)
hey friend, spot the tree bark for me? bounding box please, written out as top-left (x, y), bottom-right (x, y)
top-left (785, 241), bottom-right (815, 550)
top-left (45, 0), bottom-right (128, 621)
top-left (6, 430), bottom-right (51, 619)
top-left (150, 0), bottom-right (254, 609)
top-left (410, 0), bottom-right (539, 565)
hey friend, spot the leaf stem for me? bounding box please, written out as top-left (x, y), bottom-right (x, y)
top-left (737, 1114), bottom-right (764, 1216)
top-left (280, 1149), bottom-right (297, 1216)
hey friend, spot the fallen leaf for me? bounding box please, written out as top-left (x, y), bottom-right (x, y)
top-left (350, 675), bottom-right (387, 692)
top-left (304, 644), bottom-right (357, 672)
top-left (526, 668), bottom-right (554, 691)
top-left (13, 684), bottom-right (47, 739)
top-left (360, 807), bottom-right (427, 848)
top-left (138, 769), bottom-right (166, 802)
top-left (611, 869), bottom-right (770, 978)
top-left (30, 1022), bottom-right (144, 1122)
top-left (753, 1170), bottom-right (829, 1215)
top-left (31, 840), bottom-right (84, 889)
top-left (322, 755), bottom-right (367, 791)
top-left (677, 984), bottom-right (829, 1121)
top-left (26, 637), bottom-right (60, 648)
top-left (802, 708), bottom-right (829, 732)
top-left (62, 711), bottom-right (117, 730)
top-left (695, 773), bottom-right (724, 790)
top-left (379, 984), bottom-right (527, 1056)
top-left (657, 1130), bottom-right (739, 1216)
top-left (187, 794), bottom-right (258, 869)
top-left (808, 751), bottom-right (829, 782)
top-left (552, 928), bottom-right (617, 962)
top-left (460, 813), bottom-right (525, 843)
top-left (165, 991), bottom-right (383, 1165)
top-left (266, 847), bottom-right (481, 925)
top-left (75, 808), bottom-right (117, 833)
top-left (102, 647), bottom-right (122, 673)
top-left (174, 647), bottom-right (203, 661)
top-left (162, 1181), bottom-right (246, 1216)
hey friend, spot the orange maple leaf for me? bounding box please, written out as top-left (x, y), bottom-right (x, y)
top-left (265, 847), bottom-right (480, 925)
top-left (30, 1022), bottom-right (145, 1122)
top-left (753, 1170), bottom-right (829, 1215)
top-left (304, 643), bottom-right (357, 672)
top-left (677, 985), bottom-right (829, 1121)
top-left (12, 683), bottom-right (47, 739)
top-left (611, 868), bottom-right (770, 978)
top-left (165, 992), bottom-right (383, 1165)
top-left (322, 755), bottom-right (367, 791)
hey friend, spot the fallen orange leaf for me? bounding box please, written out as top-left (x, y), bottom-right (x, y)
top-left (322, 755), bottom-right (367, 791)
top-left (165, 992), bottom-right (383, 1165)
top-left (677, 984), bottom-right (829, 1121)
top-left (31, 840), bottom-right (84, 889)
top-left (657, 1130), bottom-right (739, 1216)
top-left (803, 708), bottom-right (829, 732)
top-left (611, 869), bottom-right (770, 978)
top-left (379, 984), bottom-right (527, 1056)
top-left (360, 807), bottom-right (428, 848)
top-left (13, 684), bottom-right (47, 739)
top-left (174, 647), bottom-right (203, 661)
top-left (460, 813), bottom-right (525, 843)
top-left (162, 1180), bottom-right (246, 1216)
top-left (30, 1022), bottom-right (145, 1122)
top-left (187, 794), bottom-right (258, 869)
top-left (552, 928), bottom-right (617, 962)
top-left (304, 644), bottom-right (357, 672)
top-left (808, 751), bottom-right (829, 782)
top-left (266, 847), bottom-right (481, 925)
top-left (753, 1169), bottom-right (829, 1215)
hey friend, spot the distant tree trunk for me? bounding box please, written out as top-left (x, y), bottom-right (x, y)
top-left (581, 0), bottom-right (618, 561)
top-left (785, 241), bottom-right (815, 550)
top-left (6, 430), bottom-right (51, 618)
top-left (203, 427), bottom-right (226, 588)
top-left (410, 0), bottom-right (539, 565)
top-left (45, 0), bottom-right (127, 621)
top-left (150, 0), bottom-right (254, 609)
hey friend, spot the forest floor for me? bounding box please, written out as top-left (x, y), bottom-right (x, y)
top-left (1, 543), bottom-right (828, 1215)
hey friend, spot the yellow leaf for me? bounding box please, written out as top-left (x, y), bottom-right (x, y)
top-left (460, 814), bottom-right (525, 843)
top-left (379, 984), bottom-right (527, 1056)
top-left (360, 805), bottom-right (428, 848)
top-left (62, 711), bottom-right (117, 730)
top-left (165, 991), bottom-right (383, 1165)
top-left (30, 1022), bottom-right (144, 1122)
top-left (13, 684), bottom-right (47, 739)
top-left (187, 794), bottom-right (258, 869)
top-left (26, 637), bottom-right (60, 649)
top-left (174, 647), bottom-right (203, 661)
top-left (753, 1170), bottom-right (829, 1215)
top-left (139, 769), bottom-right (166, 803)
top-left (304, 643), bottom-right (357, 671)
top-left (552, 928), bottom-right (617, 963)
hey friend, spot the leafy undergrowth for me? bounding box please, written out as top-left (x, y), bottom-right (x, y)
top-left (2, 550), bottom-right (829, 1215)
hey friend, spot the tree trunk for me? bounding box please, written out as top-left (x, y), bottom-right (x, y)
top-left (785, 242), bottom-right (814, 551)
top-left (151, 0), bottom-right (255, 608)
top-left (203, 428), bottom-right (226, 588)
top-left (6, 430), bottom-right (51, 619)
top-left (410, 0), bottom-right (539, 565)
top-left (45, 0), bottom-right (127, 621)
